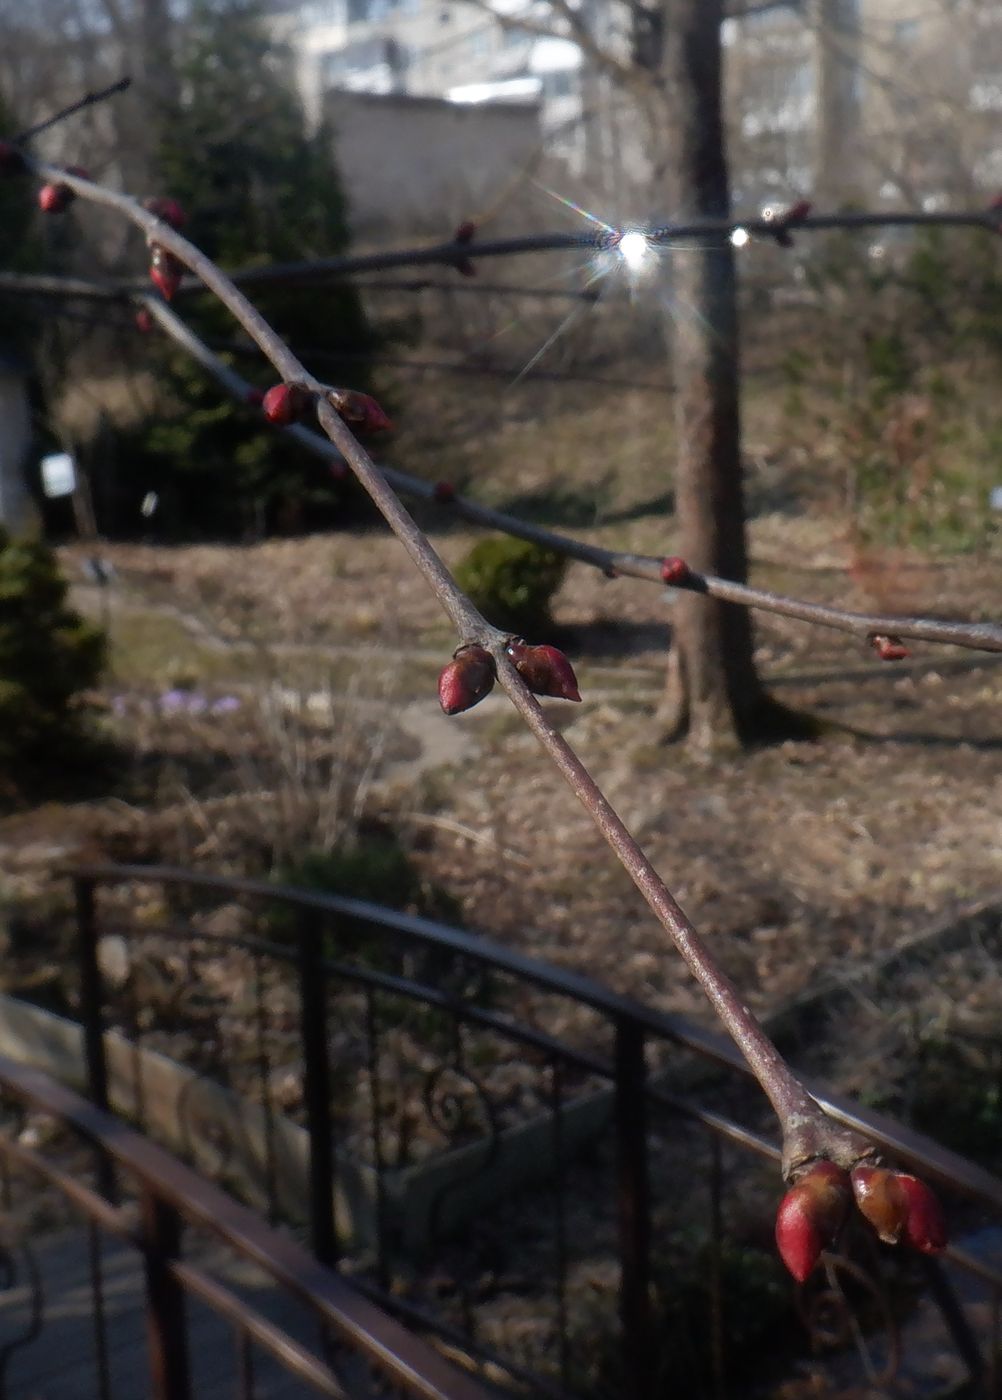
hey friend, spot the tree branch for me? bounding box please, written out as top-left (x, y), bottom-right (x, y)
top-left (9, 152), bottom-right (879, 1178)
top-left (456, 0), bottom-right (641, 87)
top-left (10, 263), bottom-right (993, 658)
top-left (108, 206), bottom-right (1002, 298)
top-left (13, 76), bottom-right (131, 144)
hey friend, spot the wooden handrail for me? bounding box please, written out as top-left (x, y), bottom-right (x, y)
top-left (0, 1055), bottom-right (493, 1400)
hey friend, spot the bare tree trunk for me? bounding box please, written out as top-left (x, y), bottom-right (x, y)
top-left (656, 0), bottom-right (771, 752)
top-left (810, 0), bottom-right (863, 206)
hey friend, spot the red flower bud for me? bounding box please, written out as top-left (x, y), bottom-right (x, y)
top-left (433, 481), bottom-right (455, 504)
top-left (0, 141), bottom-right (25, 175)
top-left (333, 389), bottom-right (393, 435)
top-left (38, 181), bottom-right (72, 213)
top-left (764, 199), bottom-right (811, 247)
top-left (149, 244), bottom-right (183, 301)
top-left (870, 633), bottom-right (909, 662)
top-left (144, 195), bottom-right (186, 229)
top-left (134, 308), bottom-right (154, 334)
top-left (450, 222), bottom-right (477, 276)
top-left (894, 1174), bottom-right (947, 1254)
top-left (262, 383), bottom-right (312, 426)
top-left (660, 556), bottom-right (689, 586)
top-left (775, 1161), bottom-right (852, 1282)
top-left (38, 165), bottom-right (88, 212)
top-left (438, 644), bottom-right (496, 715)
top-left (507, 640), bottom-right (581, 702)
top-left (850, 1164), bottom-right (909, 1244)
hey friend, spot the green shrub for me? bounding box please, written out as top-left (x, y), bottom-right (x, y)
top-left (270, 829), bottom-right (460, 940)
top-left (453, 536), bottom-right (566, 636)
top-left (268, 832), bottom-right (494, 1010)
top-left (0, 530), bottom-right (105, 767)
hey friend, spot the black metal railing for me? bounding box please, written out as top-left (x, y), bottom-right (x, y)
top-left (0, 1055), bottom-right (494, 1400)
top-left (41, 863), bottom-right (1002, 1398)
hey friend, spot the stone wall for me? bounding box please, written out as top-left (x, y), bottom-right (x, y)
top-left (324, 89), bottom-right (543, 238)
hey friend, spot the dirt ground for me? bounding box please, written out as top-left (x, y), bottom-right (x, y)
top-left (2, 498), bottom-right (1000, 1059)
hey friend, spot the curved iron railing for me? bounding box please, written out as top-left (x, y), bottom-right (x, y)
top-left (38, 863), bottom-right (1002, 1398)
top-left (0, 1054), bottom-right (494, 1400)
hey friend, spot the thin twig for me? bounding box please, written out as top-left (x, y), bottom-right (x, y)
top-left (14, 77), bottom-right (131, 144)
top-left (134, 206), bottom-right (1002, 297)
top-left (20, 266), bottom-right (992, 658)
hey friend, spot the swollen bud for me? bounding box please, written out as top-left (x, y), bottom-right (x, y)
top-left (39, 182), bottom-right (73, 213)
top-left (507, 640), bottom-right (581, 702)
top-left (38, 165), bottom-right (89, 213)
top-left (775, 1161), bottom-right (852, 1283)
top-left (134, 308), bottom-right (154, 334)
top-left (262, 383), bottom-right (312, 426)
top-left (850, 1165), bottom-right (908, 1244)
top-left (333, 389), bottom-right (393, 435)
top-left (438, 645), bottom-right (496, 715)
top-left (869, 633), bottom-right (909, 662)
top-left (149, 243), bottom-right (183, 301)
top-left (852, 1166), bottom-right (946, 1253)
top-left (451, 220), bottom-right (477, 276)
top-left (660, 556), bottom-right (690, 586)
top-left (144, 195), bottom-right (186, 229)
top-left (767, 199), bottom-right (812, 247)
top-left (896, 1174), bottom-right (947, 1254)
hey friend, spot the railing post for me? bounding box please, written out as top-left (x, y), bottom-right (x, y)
top-left (614, 1018), bottom-right (653, 1400)
top-left (140, 1188), bottom-right (190, 1400)
top-left (76, 876), bottom-right (109, 1115)
top-left (298, 908), bottom-right (337, 1267)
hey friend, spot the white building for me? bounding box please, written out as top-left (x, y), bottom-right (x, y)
top-left (285, 1), bottom-right (587, 170)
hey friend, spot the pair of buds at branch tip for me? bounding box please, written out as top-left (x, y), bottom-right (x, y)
top-left (36, 165), bottom-right (89, 213)
top-left (148, 243), bottom-right (183, 302)
top-left (439, 640), bottom-right (581, 715)
top-left (143, 198), bottom-right (188, 302)
top-left (763, 199), bottom-right (812, 249)
top-left (870, 632), bottom-right (909, 662)
top-left (451, 219), bottom-right (477, 278)
top-left (257, 382), bottom-right (393, 436)
top-left (776, 1160), bottom-right (946, 1283)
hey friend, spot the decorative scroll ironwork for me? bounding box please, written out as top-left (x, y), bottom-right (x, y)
top-left (62, 866), bottom-right (1002, 1398)
top-left (422, 1049), bottom-right (502, 1249)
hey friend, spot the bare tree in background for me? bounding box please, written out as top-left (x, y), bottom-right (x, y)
top-left (469, 0), bottom-right (801, 750)
top-left (809, 0), bottom-right (862, 206)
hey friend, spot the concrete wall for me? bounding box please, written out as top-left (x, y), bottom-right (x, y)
top-left (325, 89), bottom-right (542, 237)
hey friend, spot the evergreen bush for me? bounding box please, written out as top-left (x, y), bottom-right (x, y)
top-left (116, 1), bottom-right (379, 539)
top-left (454, 536), bottom-right (566, 636)
top-left (0, 529), bottom-right (105, 767)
